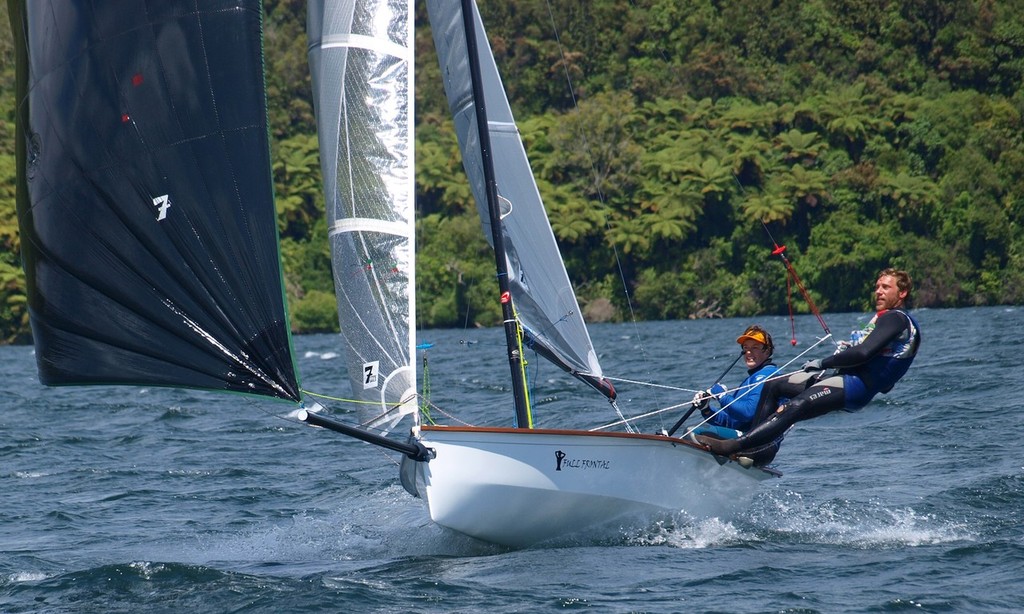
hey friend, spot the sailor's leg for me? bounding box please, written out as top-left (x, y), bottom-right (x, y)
top-left (738, 439), bottom-right (781, 466)
top-left (777, 375), bottom-right (846, 422)
top-left (749, 370), bottom-right (821, 427)
top-left (698, 376), bottom-right (846, 456)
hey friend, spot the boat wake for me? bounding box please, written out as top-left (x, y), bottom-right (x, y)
top-left (748, 490), bottom-right (973, 547)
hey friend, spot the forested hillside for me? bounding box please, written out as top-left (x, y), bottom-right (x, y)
top-left (1, 0), bottom-right (1022, 342)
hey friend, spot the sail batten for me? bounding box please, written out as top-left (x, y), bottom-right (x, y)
top-left (317, 33), bottom-right (410, 61)
top-left (329, 218), bottom-right (409, 236)
top-left (488, 121), bottom-right (517, 131)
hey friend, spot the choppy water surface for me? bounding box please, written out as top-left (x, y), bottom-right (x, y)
top-left (2, 308), bottom-right (1022, 613)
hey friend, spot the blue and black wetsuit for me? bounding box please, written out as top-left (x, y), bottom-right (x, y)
top-left (696, 363), bottom-right (786, 465)
top-left (828, 308), bottom-right (921, 409)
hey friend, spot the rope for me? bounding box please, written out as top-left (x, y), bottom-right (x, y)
top-left (761, 222), bottom-right (836, 347)
top-left (589, 400), bottom-right (691, 431)
top-left (592, 333), bottom-right (833, 433)
top-left (300, 388), bottom-right (419, 432)
top-left (510, 301), bottom-right (534, 429)
top-left (301, 388), bottom-right (397, 408)
top-left (602, 375), bottom-right (700, 393)
top-left (420, 353), bottom-right (433, 425)
top-left (300, 387), bottom-right (477, 429)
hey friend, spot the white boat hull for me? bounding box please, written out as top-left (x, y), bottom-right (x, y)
top-left (403, 426), bottom-right (778, 547)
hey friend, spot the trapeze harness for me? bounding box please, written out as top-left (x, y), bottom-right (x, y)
top-left (830, 308), bottom-right (922, 409)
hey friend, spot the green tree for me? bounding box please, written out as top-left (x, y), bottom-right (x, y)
top-left (416, 213), bottom-right (499, 328)
top-left (273, 132), bottom-right (323, 237)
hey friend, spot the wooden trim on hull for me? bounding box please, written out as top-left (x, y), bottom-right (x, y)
top-left (417, 424), bottom-right (781, 477)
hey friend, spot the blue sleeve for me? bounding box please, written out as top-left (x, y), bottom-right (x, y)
top-left (715, 366), bottom-right (777, 429)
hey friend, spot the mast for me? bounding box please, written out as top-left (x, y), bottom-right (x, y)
top-left (459, 0), bottom-right (532, 428)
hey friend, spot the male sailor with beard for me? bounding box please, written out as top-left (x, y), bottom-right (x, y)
top-left (696, 268), bottom-right (921, 462)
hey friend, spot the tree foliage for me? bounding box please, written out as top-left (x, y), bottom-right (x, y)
top-left (1, 0), bottom-right (1023, 341)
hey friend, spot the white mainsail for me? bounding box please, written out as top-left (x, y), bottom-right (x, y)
top-left (307, 0), bottom-right (608, 424)
top-left (426, 0), bottom-right (606, 388)
top-left (307, 0), bottom-right (417, 430)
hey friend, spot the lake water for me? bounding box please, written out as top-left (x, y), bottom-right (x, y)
top-left (2, 307), bottom-right (1022, 613)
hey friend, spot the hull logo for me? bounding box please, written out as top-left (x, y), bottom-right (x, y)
top-left (554, 450), bottom-right (609, 471)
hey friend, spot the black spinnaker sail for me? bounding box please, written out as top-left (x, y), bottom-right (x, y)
top-left (9, 0), bottom-right (300, 401)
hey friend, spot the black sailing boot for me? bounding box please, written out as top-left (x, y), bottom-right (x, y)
top-left (696, 410), bottom-right (790, 458)
top-left (694, 433), bottom-right (742, 456)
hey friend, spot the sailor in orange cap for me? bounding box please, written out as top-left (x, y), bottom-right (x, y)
top-left (693, 325), bottom-right (775, 425)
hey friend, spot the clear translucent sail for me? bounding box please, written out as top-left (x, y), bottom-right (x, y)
top-left (425, 0), bottom-right (608, 393)
top-left (307, 0), bottom-right (417, 430)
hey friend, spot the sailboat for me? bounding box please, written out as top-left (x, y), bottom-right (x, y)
top-left (10, 0), bottom-right (776, 549)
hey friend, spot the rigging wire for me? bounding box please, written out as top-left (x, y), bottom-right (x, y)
top-left (531, 1), bottom-right (837, 431)
top-left (593, 334), bottom-right (831, 432)
top-left (759, 220), bottom-right (837, 347)
top-left (677, 334), bottom-right (832, 438)
top-left (540, 0), bottom-right (666, 425)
